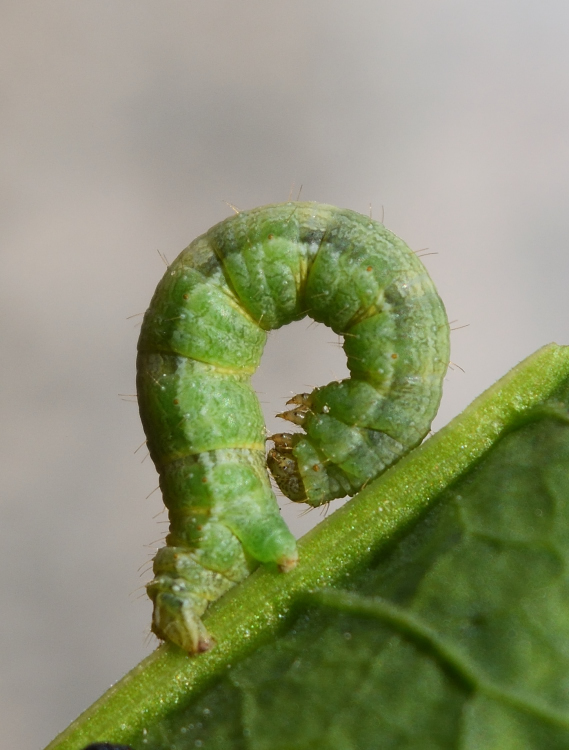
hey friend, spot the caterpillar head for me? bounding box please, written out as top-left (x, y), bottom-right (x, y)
top-left (267, 433), bottom-right (307, 503)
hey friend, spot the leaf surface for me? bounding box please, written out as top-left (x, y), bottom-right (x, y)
top-left (46, 344), bottom-right (569, 750)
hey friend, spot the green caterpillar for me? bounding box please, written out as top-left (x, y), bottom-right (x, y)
top-left (136, 202), bottom-right (450, 653)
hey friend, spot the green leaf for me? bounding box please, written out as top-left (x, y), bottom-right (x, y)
top-left (46, 344), bottom-right (569, 750)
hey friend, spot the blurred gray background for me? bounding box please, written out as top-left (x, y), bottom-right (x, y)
top-left (3, 1), bottom-right (569, 747)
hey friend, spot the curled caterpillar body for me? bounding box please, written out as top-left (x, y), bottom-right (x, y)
top-left (137, 202), bottom-right (449, 653)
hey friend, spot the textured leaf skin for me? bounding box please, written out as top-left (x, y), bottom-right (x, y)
top-left (131, 395), bottom-right (569, 749)
top-left (136, 202), bottom-right (449, 652)
top-left (44, 345), bottom-right (569, 750)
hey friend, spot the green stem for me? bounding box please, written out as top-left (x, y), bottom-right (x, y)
top-left (46, 343), bottom-right (569, 750)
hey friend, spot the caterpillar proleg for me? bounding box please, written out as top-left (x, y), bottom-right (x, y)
top-left (137, 202), bottom-right (449, 653)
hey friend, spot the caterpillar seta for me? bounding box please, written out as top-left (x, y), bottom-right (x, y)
top-left (136, 202), bottom-right (450, 653)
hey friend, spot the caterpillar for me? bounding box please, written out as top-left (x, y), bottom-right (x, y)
top-left (136, 202), bottom-right (450, 653)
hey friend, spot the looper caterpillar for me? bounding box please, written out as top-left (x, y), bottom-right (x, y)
top-left (137, 202), bottom-right (449, 653)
